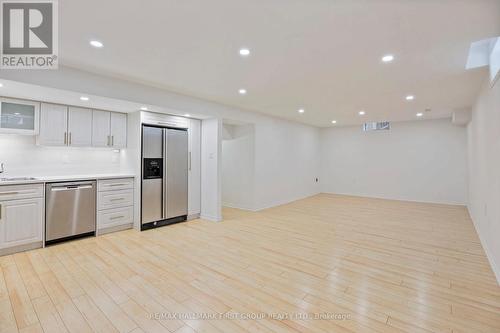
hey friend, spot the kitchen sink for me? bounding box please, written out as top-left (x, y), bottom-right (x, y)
top-left (0, 177), bottom-right (38, 181)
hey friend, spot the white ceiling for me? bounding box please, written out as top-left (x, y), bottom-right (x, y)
top-left (57, 0), bottom-right (499, 127)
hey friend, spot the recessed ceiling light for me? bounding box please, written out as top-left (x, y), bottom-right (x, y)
top-left (14, 112), bottom-right (20, 115)
top-left (331, 120), bottom-right (337, 124)
top-left (140, 106), bottom-right (148, 111)
top-left (80, 96), bottom-right (89, 101)
top-left (184, 114), bottom-right (191, 117)
top-left (239, 89), bottom-right (247, 95)
top-left (358, 110), bottom-right (366, 116)
top-left (89, 40), bottom-right (103, 48)
top-left (0, 83), bottom-right (3, 87)
top-left (406, 95), bottom-right (415, 101)
top-left (298, 109), bottom-right (305, 114)
top-left (416, 113), bottom-right (424, 117)
top-left (239, 48), bottom-right (250, 56)
top-left (382, 54), bottom-right (394, 63)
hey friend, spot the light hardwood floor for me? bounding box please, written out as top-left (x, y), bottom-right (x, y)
top-left (1, 194), bottom-right (500, 333)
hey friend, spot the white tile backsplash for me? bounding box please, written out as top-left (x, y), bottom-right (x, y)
top-left (0, 134), bottom-right (133, 177)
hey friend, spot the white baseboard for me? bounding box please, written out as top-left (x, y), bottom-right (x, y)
top-left (200, 214), bottom-right (222, 222)
top-left (187, 213), bottom-right (200, 221)
top-left (468, 206), bottom-right (500, 286)
top-left (222, 202), bottom-right (258, 212)
top-left (253, 191), bottom-right (321, 211)
top-left (321, 191), bottom-right (466, 206)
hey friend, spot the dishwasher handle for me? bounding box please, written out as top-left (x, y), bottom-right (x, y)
top-left (50, 184), bottom-right (94, 192)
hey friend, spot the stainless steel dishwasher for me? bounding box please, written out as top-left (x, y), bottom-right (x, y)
top-left (45, 181), bottom-right (96, 244)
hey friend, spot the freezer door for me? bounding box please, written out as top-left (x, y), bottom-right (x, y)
top-left (142, 126), bottom-right (163, 158)
top-left (165, 129), bottom-right (188, 219)
top-left (142, 178), bottom-right (163, 224)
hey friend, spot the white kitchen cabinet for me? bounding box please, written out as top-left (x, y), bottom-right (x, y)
top-left (92, 110), bottom-right (111, 147)
top-left (92, 110), bottom-right (127, 148)
top-left (0, 198), bottom-right (43, 249)
top-left (97, 177), bottom-right (134, 234)
top-left (0, 184), bottom-right (44, 251)
top-left (0, 98), bottom-right (40, 135)
top-left (38, 103), bottom-right (68, 146)
top-left (38, 104), bottom-right (94, 147)
top-left (68, 107), bottom-right (93, 146)
top-left (110, 112), bottom-right (127, 148)
top-left (188, 118), bottom-right (201, 216)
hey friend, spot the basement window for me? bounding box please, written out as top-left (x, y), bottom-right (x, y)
top-left (363, 122), bottom-right (391, 131)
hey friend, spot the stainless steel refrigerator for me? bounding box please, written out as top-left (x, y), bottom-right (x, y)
top-left (141, 125), bottom-right (188, 230)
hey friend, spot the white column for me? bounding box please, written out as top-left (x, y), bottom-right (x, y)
top-left (200, 118), bottom-right (222, 221)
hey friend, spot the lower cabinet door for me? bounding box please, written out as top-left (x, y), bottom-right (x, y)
top-left (0, 198), bottom-right (43, 249)
top-left (98, 206), bottom-right (133, 230)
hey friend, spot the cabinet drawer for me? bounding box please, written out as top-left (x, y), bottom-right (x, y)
top-left (98, 206), bottom-right (133, 229)
top-left (98, 189), bottom-right (133, 210)
top-left (98, 178), bottom-right (134, 192)
top-left (0, 184), bottom-right (44, 201)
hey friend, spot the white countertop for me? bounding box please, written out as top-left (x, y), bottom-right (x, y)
top-left (0, 173), bottom-right (136, 186)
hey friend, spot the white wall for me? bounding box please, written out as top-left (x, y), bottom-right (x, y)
top-left (320, 119), bottom-right (468, 205)
top-left (222, 124), bottom-right (256, 210)
top-left (255, 119), bottom-right (320, 210)
top-left (467, 78), bottom-right (500, 283)
top-left (0, 134), bottom-right (132, 177)
top-left (201, 118), bottom-right (222, 221)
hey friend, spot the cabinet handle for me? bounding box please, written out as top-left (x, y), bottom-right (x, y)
top-left (110, 215), bottom-right (124, 220)
top-left (108, 183), bottom-right (128, 187)
top-left (69, 132), bottom-right (72, 145)
top-left (107, 135), bottom-right (110, 146)
top-left (111, 135), bottom-right (114, 146)
top-left (189, 152), bottom-right (192, 171)
top-left (64, 132), bottom-right (67, 145)
top-left (110, 198), bottom-right (125, 202)
top-left (0, 191), bottom-right (19, 195)
top-left (0, 204), bottom-right (2, 220)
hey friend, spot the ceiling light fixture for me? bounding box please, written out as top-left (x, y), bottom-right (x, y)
top-left (382, 54), bottom-right (394, 63)
top-left (298, 109), bottom-right (305, 114)
top-left (239, 89), bottom-right (247, 95)
top-left (80, 96), bottom-right (89, 101)
top-left (358, 110), bottom-right (366, 116)
top-left (184, 114), bottom-right (191, 117)
top-left (416, 113), bottom-right (424, 117)
top-left (0, 83), bottom-right (3, 87)
top-left (331, 120), bottom-right (337, 124)
top-left (140, 106), bottom-right (148, 111)
top-left (90, 40), bottom-right (104, 48)
top-left (239, 48), bottom-right (250, 56)
top-left (406, 95), bottom-right (415, 101)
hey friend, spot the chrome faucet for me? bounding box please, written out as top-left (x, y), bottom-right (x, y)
top-left (0, 163), bottom-right (4, 174)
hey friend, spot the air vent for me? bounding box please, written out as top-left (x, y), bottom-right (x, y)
top-left (363, 121), bottom-right (390, 131)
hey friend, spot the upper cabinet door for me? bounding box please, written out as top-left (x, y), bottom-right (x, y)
top-left (38, 103), bottom-right (68, 146)
top-left (0, 98), bottom-right (40, 135)
top-left (92, 110), bottom-right (111, 147)
top-left (68, 107), bottom-right (92, 147)
top-left (110, 112), bottom-right (127, 148)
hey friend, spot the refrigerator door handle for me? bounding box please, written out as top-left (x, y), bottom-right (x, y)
top-left (162, 128), bottom-right (167, 219)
